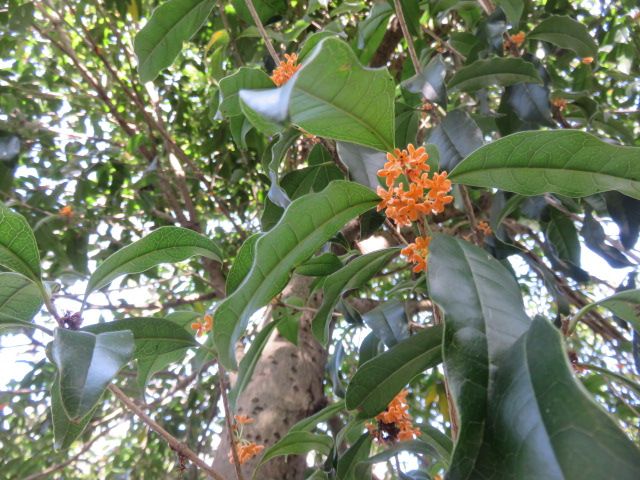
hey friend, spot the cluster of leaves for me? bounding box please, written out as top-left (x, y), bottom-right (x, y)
top-left (1, 0), bottom-right (640, 479)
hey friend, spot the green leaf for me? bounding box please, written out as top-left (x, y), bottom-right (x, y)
top-left (495, 0), bottom-right (523, 26)
top-left (51, 376), bottom-right (99, 450)
top-left (290, 400), bottom-right (345, 432)
top-left (0, 272), bottom-right (43, 328)
top-left (0, 202), bottom-right (41, 282)
top-left (401, 54), bottom-right (447, 106)
top-left (449, 130), bottom-right (640, 199)
top-left (427, 233), bottom-right (531, 479)
top-left (337, 433), bottom-right (372, 480)
top-left (134, 0), bottom-right (216, 82)
top-left (345, 325), bottom-right (443, 419)
top-left (528, 15), bottom-right (598, 58)
top-left (226, 233), bottom-right (261, 295)
top-left (256, 432), bottom-right (333, 470)
top-left (468, 317), bottom-right (640, 478)
top-left (312, 247), bottom-right (400, 345)
top-left (336, 142), bottom-right (386, 190)
top-left (214, 181), bottom-right (379, 369)
top-left (82, 317), bottom-right (198, 389)
top-left (361, 298), bottom-right (409, 348)
top-left (426, 110), bottom-right (483, 171)
top-left (546, 209), bottom-right (580, 265)
top-left (86, 226), bottom-right (222, 296)
top-left (295, 253), bottom-right (343, 276)
top-left (229, 320), bottom-right (279, 409)
top-left (52, 328), bottom-right (135, 420)
top-left (218, 68), bottom-right (273, 118)
top-left (447, 57), bottom-right (543, 92)
top-left (240, 37), bottom-right (396, 151)
top-left (574, 289), bottom-right (640, 332)
top-left (354, 439), bottom-right (439, 476)
top-left (419, 425), bottom-right (453, 463)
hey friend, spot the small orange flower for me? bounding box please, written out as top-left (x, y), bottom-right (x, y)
top-left (228, 441), bottom-right (264, 465)
top-left (581, 56), bottom-right (594, 64)
top-left (59, 205), bottom-right (73, 218)
top-left (551, 97), bottom-right (568, 111)
top-left (191, 314), bottom-right (213, 337)
top-left (368, 389), bottom-right (421, 443)
top-left (270, 53), bottom-right (301, 87)
top-left (234, 415), bottom-right (254, 425)
top-left (509, 31), bottom-right (526, 47)
top-left (401, 235), bottom-right (431, 273)
top-left (477, 220), bottom-right (492, 236)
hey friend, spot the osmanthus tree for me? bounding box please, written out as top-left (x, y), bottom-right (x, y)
top-left (1, 0), bottom-right (640, 478)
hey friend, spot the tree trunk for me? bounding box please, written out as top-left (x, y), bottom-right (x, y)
top-left (212, 275), bottom-right (327, 479)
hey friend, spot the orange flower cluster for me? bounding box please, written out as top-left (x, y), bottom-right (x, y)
top-left (581, 56), bottom-right (594, 64)
top-left (191, 314), bottom-right (213, 337)
top-left (228, 414), bottom-right (264, 465)
top-left (551, 97), bottom-right (568, 111)
top-left (367, 389), bottom-right (421, 443)
top-left (509, 31), bottom-right (526, 47)
top-left (401, 236), bottom-right (431, 273)
top-left (476, 220), bottom-right (492, 236)
top-left (228, 442), bottom-right (265, 465)
top-left (377, 145), bottom-right (453, 227)
top-left (271, 53), bottom-right (301, 87)
top-left (59, 205), bottom-right (73, 218)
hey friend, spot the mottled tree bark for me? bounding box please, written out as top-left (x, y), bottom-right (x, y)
top-left (212, 275), bottom-right (327, 479)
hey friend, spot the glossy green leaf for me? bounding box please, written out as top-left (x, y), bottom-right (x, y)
top-left (546, 209), bottom-right (580, 265)
top-left (312, 247), bottom-right (400, 345)
top-left (82, 317), bottom-right (198, 389)
top-left (528, 15), bottom-right (598, 58)
top-left (345, 325), bottom-right (443, 419)
top-left (448, 57), bottom-right (542, 92)
top-left (51, 377), bottom-right (99, 450)
top-left (256, 432), bottom-right (333, 470)
top-left (214, 181), bottom-right (379, 369)
top-left (229, 320), bottom-right (279, 409)
top-left (226, 233), bottom-right (261, 295)
top-left (240, 37), bottom-right (395, 151)
top-left (426, 110), bottom-right (483, 171)
top-left (337, 433), bottom-right (372, 480)
top-left (0, 272), bottom-right (42, 328)
top-left (361, 299), bottom-right (409, 348)
top-left (86, 226), bottom-right (222, 296)
top-left (52, 328), bottom-right (135, 420)
top-left (427, 234), bottom-right (530, 479)
top-left (218, 68), bottom-right (273, 118)
top-left (295, 253), bottom-right (343, 276)
top-left (290, 400), bottom-right (345, 432)
top-left (469, 317), bottom-right (640, 478)
top-left (336, 142), bottom-right (386, 190)
top-left (450, 130), bottom-right (640, 199)
top-left (0, 202), bottom-right (41, 282)
top-left (134, 0), bottom-right (216, 82)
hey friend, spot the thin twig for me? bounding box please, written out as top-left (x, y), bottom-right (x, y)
top-left (458, 185), bottom-right (480, 244)
top-left (392, 0), bottom-right (420, 73)
top-left (108, 385), bottom-right (225, 480)
top-left (217, 365), bottom-right (245, 480)
top-left (244, 0), bottom-right (280, 64)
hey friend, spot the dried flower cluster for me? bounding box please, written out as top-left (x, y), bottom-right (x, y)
top-left (191, 314), bottom-right (213, 337)
top-left (228, 415), bottom-right (265, 465)
top-left (367, 389), bottom-right (421, 443)
top-left (377, 144), bottom-right (452, 272)
top-left (270, 53), bottom-right (301, 87)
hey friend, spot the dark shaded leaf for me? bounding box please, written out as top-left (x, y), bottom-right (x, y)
top-left (582, 210), bottom-right (632, 268)
top-left (426, 110), bottom-right (483, 171)
top-left (361, 298), bottom-right (409, 348)
top-left (448, 57), bottom-right (542, 92)
top-left (402, 55), bottom-right (447, 106)
top-left (336, 142), bottom-right (386, 190)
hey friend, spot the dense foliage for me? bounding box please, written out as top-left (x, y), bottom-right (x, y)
top-left (1, 0), bottom-right (640, 478)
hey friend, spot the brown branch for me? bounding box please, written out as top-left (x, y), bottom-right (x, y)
top-left (108, 384), bottom-right (225, 480)
top-left (244, 0), bottom-right (280, 64)
top-left (217, 365), bottom-right (245, 480)
top-left (392, 0), bottom-right (420, 73)
top-left (370, 18), bottom-right (404, 68)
